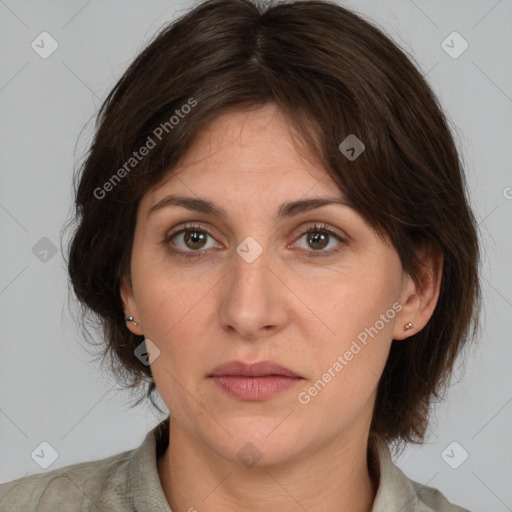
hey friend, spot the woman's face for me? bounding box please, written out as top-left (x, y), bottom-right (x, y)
top-left (121, 104), bottom-right (418, 466)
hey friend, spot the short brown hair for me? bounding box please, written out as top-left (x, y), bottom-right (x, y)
top-left (64, 0), bottom-right (481, 449)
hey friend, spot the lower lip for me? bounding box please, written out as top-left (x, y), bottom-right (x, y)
top-left (209, 375), bottom-right (303, 401)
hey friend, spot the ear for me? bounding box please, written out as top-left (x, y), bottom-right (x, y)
top-left (120, 274), bottom-right (144, 336)
top-left (392, 243), bottom-right (443, 340)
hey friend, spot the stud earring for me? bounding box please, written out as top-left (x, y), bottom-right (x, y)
top-left (125, 315), bottom-right (139, 326)
top-left (403, 322), bottom-right (413, 331)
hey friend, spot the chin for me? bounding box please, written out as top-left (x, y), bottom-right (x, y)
top-left (207, 421), bottom-right (306, 468)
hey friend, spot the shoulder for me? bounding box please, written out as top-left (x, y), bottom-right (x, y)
top-left (370, 435), bottom-right (472, 512)
top-left (408, 478), bottom-right (471, 512)
top-left (0, 448), bottom-right (134, 512)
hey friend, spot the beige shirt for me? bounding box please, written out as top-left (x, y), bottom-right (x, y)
top-left (0, 417), bottom-right (470, 511)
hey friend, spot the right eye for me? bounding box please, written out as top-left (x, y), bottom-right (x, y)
top-left (163, 223), bottom-right (222, 259)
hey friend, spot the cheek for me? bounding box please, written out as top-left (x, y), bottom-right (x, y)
top-left (131, 238), bottom-right (204, 331)
top-left (296, 266), bottom-right (398, 394)
top-left (296, 299), bottom-right (394, 421)
top-left (299, 263), bottom-right (399, 338)
top-left (138, 280), bottom-right (204, 349)
top-left (139, 278), bottom-right (209, 414)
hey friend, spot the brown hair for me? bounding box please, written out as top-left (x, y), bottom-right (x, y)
top-left (64, 0), bottom-right (481, 449)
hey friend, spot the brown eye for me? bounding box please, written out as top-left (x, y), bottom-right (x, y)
top-left (305, 231), bottom-right (330, 251)
top-left (182, 230), bottom-right (208, 250)
top-left (293, 223), bottom-right (344, 256)
top-left (164, 223), bottom-right (221, 259)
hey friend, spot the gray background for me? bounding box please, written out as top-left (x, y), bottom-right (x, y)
top-left (1, 1), bottom-right (511, 510)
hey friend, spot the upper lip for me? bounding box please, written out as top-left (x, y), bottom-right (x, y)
top-left (209, 360), bottom-right (302, 378)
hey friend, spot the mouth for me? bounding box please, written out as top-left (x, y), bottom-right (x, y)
top-left (208, 359), bottom-right (302, 378)
top-left (208, 360), bottom-right (304, 401)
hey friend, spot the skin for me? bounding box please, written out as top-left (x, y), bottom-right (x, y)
top-left (121, 103), bottom-right (442, 512)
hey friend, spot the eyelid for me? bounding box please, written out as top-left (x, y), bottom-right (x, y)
top-left (163, 220), bottom-right (347, 256)
top-left (164, 220), bottom-right (345, 240)
top-left (164, 221), bottom-right (222, 241)
top-left (288, 223), bottom-right (346, 253)
top-left (291, 222), bottom-right (346, 243)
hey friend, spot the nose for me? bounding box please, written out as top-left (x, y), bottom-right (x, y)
top-left (217, 241), bottom-right (290, 342)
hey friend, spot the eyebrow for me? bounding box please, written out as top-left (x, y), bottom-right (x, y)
top-left (148, 194), bottom-right (355, 219)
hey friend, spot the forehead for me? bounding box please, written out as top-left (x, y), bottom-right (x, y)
top-left (142, 104), bottom-right (345, 209)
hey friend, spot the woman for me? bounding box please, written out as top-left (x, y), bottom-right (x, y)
top-left (0, 0), bottom-right (480, 510)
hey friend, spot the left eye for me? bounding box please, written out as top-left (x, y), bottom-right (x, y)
top-left (293, 226), bottom-right (344, 253)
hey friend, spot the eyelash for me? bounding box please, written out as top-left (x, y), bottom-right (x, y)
top-left (162, 222), bottom-right (345, 260)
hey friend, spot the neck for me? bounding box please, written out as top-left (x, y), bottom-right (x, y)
top-left (157, 418), bottom-right (378, 512)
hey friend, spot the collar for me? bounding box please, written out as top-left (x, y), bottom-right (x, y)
top-left (128, 416), bottom-right (437, 512)
top-left (128, 416), bottom-right (171, 511)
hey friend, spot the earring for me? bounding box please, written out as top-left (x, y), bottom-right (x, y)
top-left (403, 322), bottom-right (413, 331)
top-left (125, 315), bottom-right (139, 326)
